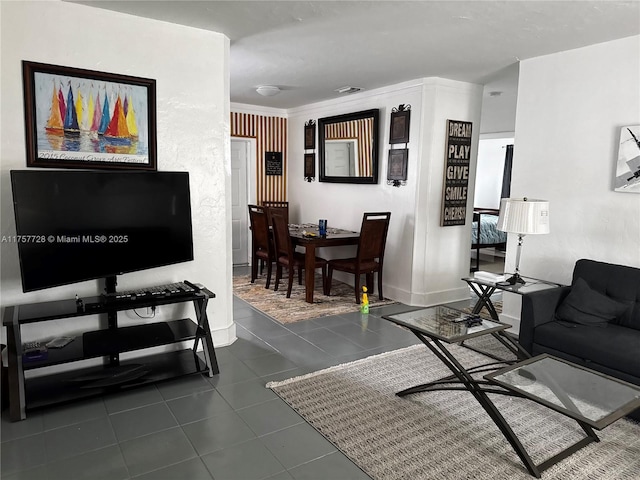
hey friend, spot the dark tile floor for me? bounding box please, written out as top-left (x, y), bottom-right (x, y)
top-left (1, 268), bottom-right (478, 480)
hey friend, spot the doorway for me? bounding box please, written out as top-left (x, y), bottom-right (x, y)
top-left (231, 138), bottom-right (253, 265)
top-left (471, 135), bottom-right (514, 274)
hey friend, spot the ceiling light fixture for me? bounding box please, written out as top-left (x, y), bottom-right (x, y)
top-left (335, 86), bottom-right (363, 94)
top-left (256, 85), bottom-right (280, 97)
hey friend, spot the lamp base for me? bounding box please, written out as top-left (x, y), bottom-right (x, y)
top-left (505, 272), bottom-right (526, 285)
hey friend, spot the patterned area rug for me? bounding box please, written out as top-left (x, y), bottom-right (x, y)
top-left (233, 274), bottom-right (397, 324)
top-left (267, 345), bottom-right (640, 479)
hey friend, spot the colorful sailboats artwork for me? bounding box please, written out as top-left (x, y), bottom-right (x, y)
top-left (37, 76), bottom-right (145, 156)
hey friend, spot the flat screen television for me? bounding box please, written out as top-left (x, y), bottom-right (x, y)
top-left (10, 170), bottom-right (194, 292)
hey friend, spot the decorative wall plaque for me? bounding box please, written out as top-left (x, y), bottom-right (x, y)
top-left (265, 151), bottom-right (283, 176)
top-left (441, 120), bottom-right (472, 226)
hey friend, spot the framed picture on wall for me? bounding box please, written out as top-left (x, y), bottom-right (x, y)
top-left (22, 61), bottom-right (157, 170)
top-left (614, 125), bottom-right (640, 193)
top-left (304, 153), bottom-right (315, 181)
top-left (387, 148), bottom-right (408, 184)
top-left (389, 106), bottom-right (410, 144)
top-left (265, 151), bottom-right (283, 176)
top-left (304, 120), bottom-right (316, 150)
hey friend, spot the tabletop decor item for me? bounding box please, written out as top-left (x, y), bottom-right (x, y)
top-left (22, 61), bottom-right (157, 171)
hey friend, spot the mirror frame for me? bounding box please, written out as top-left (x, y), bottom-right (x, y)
top-left (318, 109), bottom-right (380, 184)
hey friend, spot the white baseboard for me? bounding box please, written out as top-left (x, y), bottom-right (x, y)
top-left (210, 322), bottom-right (237, 348)
top-left (385, 284), bottom-right (471, 307)
top-left (499, 313), bottom-right (520, 336)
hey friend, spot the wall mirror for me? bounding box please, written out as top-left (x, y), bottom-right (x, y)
top-left (318, 109), bottom-right (379, 184)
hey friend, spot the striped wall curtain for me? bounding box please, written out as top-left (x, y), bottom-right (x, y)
top-left (231, 112), bottom-right (287, 203)
top-left (325, 117), bottom-right (374, 176)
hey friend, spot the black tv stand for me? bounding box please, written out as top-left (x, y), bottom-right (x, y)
top-left (3, 281), bottom-right (219, 422)
top-left (76, 364), bottom-right (150, 389)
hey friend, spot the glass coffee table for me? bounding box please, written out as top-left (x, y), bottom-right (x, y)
top-left (383, 305), bottom-right (640, 478)
top-left (486, 354), bottom-right (640, 430)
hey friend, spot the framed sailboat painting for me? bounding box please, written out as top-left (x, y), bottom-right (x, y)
top-left (22, 61), bottom-right (157, 170)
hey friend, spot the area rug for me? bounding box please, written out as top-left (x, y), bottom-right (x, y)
top-left (267, 344), bottom-right (640, 479)
top-left (233, 274), bottom-right (396, 324)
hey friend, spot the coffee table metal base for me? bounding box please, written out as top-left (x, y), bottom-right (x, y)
top-left (398, 329), bottom-right (599, 478)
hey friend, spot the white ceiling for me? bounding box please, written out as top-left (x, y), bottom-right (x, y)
top-left (72, 1), bottom-right (640, 109)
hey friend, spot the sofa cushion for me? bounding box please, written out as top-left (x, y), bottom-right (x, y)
top-left (573, 259), bottom-right (640, 330)
top-left (534, 321), bottom-right (640, 379)
top-left (556, 277), bottom-right (631, 326)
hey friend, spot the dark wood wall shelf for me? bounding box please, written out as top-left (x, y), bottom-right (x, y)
top-left (3, 283), bottom-right (219, 422)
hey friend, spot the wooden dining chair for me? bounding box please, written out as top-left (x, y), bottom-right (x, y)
top-left (261, 201), bottom-right (289, 226)
top-left (326, 212), bottom-right (391, 304)
top-left (247, 204), bottom-right (274, 288)
top-left (271, 212), bottom-right (327, 298)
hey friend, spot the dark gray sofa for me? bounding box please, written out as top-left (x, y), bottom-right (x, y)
top-left (520, 259), bottom-right (640, 420)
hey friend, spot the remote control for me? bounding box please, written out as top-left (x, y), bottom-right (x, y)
top-left (46, 336), bottom-right (75, 349)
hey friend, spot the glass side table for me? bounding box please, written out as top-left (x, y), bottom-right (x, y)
top-left (461, 274), bottom-right (564, 320)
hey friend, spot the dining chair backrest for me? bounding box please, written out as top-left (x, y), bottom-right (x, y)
top-left (271, 212), bottom-right (293, 260)
top-left (248, 204), bottom-right (270, 252)
top-left (356, 212), bottom-right (391, 263)
top-left (262, 201), bottom-right (289, 208)
top-left (261, 201), bottom-right (289, 225)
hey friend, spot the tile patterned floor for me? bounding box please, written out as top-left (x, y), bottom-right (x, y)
top-left (1, 268), bottom-right (477, 480)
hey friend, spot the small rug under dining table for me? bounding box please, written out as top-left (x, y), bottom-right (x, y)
top-left (267, 344), bottom-right (640, 480)
top-left (233, 273), bottom-right (396, 324)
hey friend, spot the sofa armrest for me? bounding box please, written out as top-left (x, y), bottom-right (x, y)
top-left (519, 286), bottom-right (571, 354)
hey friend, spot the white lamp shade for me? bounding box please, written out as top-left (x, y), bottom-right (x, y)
top-left (497, 198), bottom-right (550, 235)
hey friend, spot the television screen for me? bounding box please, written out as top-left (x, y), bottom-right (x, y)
top-left (10, 170), bottom-right (194, 292)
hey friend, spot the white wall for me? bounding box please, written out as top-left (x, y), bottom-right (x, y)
top-left (288, 78), bottom-right (483, 306)
top-left (502, 35), bottom-right (640, 324)
top-left (1, 1), bottom-right (234, 347)
top-left (412, 79), bottom-right (484, 306)
top-left (288, 80), bottom-right (422, 302)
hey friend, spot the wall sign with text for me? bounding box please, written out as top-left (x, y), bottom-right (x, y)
top-left (265, 151), bottom-right (283, 176)
top-left (441, 120), bottom-right (472, 226)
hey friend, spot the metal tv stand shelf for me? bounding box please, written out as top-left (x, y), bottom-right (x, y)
top-left (3, 280), bottom-right (219, 422)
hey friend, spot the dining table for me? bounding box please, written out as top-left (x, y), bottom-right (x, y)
top-left (288, 223), bottom-right (360, 303)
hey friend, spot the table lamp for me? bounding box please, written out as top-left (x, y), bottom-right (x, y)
top-left (497, 197), bottom-right (550, 285)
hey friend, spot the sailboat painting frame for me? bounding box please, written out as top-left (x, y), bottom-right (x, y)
top-left (22, 61), bottom-right (157, 170)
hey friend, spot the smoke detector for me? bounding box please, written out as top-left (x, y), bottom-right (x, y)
top-left (335, 86), bottom-right (363, 94)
